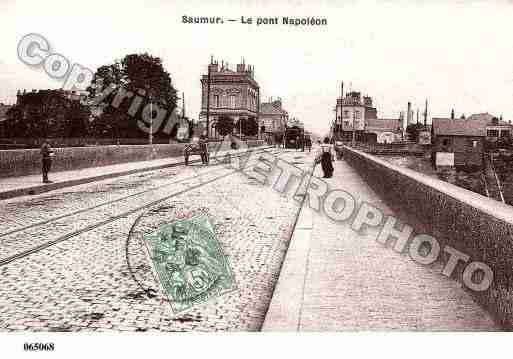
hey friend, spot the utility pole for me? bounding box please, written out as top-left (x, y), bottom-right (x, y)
top-left (339, 81), bottom-right (344, 141)
top-left (182, 92), bottom-right (185, 119)
top-left (423, 99), bottom-right (428, 128)
top-left (145, 84), bottom-right (153, 146)
top-left (257, 87), bottom-right (261, 140)
top-left (206, 56), bottom-right (212, 139)
top-left (352, 111), bottom-right (356, 146)
top-left (150, 96), bottom-right (153, 145)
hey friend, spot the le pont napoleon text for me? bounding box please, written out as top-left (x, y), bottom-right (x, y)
top-left (182, 16), bottom-right (328, 26)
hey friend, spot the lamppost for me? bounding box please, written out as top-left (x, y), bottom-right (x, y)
top-left (149, 93), bottom-right (153, 146)
top-left (145, 84), bottom-right (153, 146)
top-left (352, 111), bottom-right (356, 146)
top-left (206, 57), bottom-right (212, 139)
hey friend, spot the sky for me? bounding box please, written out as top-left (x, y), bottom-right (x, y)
top-left (1, 0), bottom-right (512, 135)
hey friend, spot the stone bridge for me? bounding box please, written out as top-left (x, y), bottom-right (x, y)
top-left (264, 146), bottom-right (513, 331)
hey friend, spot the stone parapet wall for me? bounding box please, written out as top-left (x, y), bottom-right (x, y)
top-left (0, 140), bottom-right (264, 178)
top-left (342, 146), bottom-right (513, 329)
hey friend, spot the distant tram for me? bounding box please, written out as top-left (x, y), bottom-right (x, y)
top-left (284, 126), bottom-right (303, 149)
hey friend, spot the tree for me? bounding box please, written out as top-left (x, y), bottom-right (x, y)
top-left (5, 106), bottom-right (25, 137)
top-left (216, 116), bottom-right (234, 136)
top-left (87, 53), bottom-right (178, 139)
top-left (406, 123), bottom-right (424, 142)
top-left (237, 117), bottom-right (258, 137)
top-left (6, 90), bottom-right (89, 139)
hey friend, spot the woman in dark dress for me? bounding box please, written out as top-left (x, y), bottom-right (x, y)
top-left (317, 137), bottom-right (334, 178)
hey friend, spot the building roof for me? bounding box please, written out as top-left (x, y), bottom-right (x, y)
top-left (467, 112), bottom-right (511, 127)
top-left (467, 113), bottom-right (494, 122)
top-left (432, 118), bottom-right (486, 137)
top-left (365, 118), bottom-right (401, 131)
top-left (260, 101), bottom-right (287, 116)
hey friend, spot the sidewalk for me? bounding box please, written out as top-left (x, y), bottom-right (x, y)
top-left (263, 155), bottom-right (498, 331)
top-left (0, 145), bottom-right (270, 201)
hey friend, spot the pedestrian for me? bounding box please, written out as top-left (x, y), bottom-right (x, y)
top-left (306, 137), bottom-right (312, 152)
top-left (316, 137), bottom-right (334, 178)
top-left (295, 136), bottom-right (300, 151)
top-left (40, 138), bottom-right (54, 183)
top-left (198, 134), bottom-right (209, 165)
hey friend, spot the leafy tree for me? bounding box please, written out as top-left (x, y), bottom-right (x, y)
top-left (87, 53), bottom-right (178, 139)
top-left (6, 90), bottom-right (89, 139)
top-left (406, 123), bottom-right (424, 142)
top-left (237, 117), bottom-right (258, 137)
top-left (217, 116), bottom-right (234, 136)
top-left (66, 101), bottom-right (90, 137)
top-left (5, 106), bottom-right (26, 137)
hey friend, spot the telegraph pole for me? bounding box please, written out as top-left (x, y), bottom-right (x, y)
top-left (149, 95), bottom-right (153, 145)
top-left (206, 56), bottom-right (212, 139)
top-left (182, 92), bottom-right (185, 119)
top-left (145, 84), bottom-right (153, 146)
top-left (339, 81), bottom-right (344, 141)
top-left (352, 111), bottom-right (356, 146)
top-left (423, 99), bottom-right (428, 129)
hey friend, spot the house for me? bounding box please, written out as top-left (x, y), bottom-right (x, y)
top-left (334, 90), bottom-right (377, 142)
top-left (431, 118), bottom-right (485, 169)
top-left (363, 118), bottom-right (403, 143)
top-left (259, 98), bottom-right (288, 138)
top-left (199, 59), bottom-right (260, 138)
top-left (467, 113), bottom-right (511, 141)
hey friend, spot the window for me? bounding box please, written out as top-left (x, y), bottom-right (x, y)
top-left (487, 129), bottom-right (499, 137)
top-left (473, 140), bottom-right (478, 148)
top-left (355, 110), bottom-right (361, 119)
top-left (344, 121), bottom-right (350, 127)
top-left (214, 95), bottom-right (220, 107)
top-left (343, 110), bottom-right (350, 119)
top-left (442, 138), bottom-right (451, 147)
top-left (230, 95), bottom-right (236, 108)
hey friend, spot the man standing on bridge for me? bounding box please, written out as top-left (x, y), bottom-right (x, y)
top-left (198, 134), bottom-right (209, 165)
top-left (40, 139), bottom-right (54, 183)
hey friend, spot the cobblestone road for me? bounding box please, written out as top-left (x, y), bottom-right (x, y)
top-left (0, 148), bottom-right (305, 332)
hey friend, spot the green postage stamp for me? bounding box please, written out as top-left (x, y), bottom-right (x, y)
top-left (143, 215), bottom-right (235, 313)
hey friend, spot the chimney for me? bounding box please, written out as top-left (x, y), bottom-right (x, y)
top-left (451, 108), bottom-right (455, 120)
top-left (236, 62), bottom-right (246, 73)
top-left (424, 99), bottom-right (428, 127)
top-left (208, 59), bottom-right (218, 73)
top-left (407, 102), bottom-right (412, 125)
top-left (341, 81), bottom-right (344, 99)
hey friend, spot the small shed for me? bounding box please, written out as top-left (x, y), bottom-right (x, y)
top-left (431, 118), bottom-right (485, 169)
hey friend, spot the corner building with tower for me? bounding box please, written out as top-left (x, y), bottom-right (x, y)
top-left (199, 59), bottom-right (260, 139)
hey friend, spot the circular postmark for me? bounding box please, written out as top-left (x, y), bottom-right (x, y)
top-left (125, 204), bottom-right (235, 313)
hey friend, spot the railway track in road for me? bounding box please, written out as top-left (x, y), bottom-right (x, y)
top-left (0, 148), bottom-right (282, 267)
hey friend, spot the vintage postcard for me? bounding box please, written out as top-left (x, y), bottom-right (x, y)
top-left (0, 0), bottom-right (512, 357)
